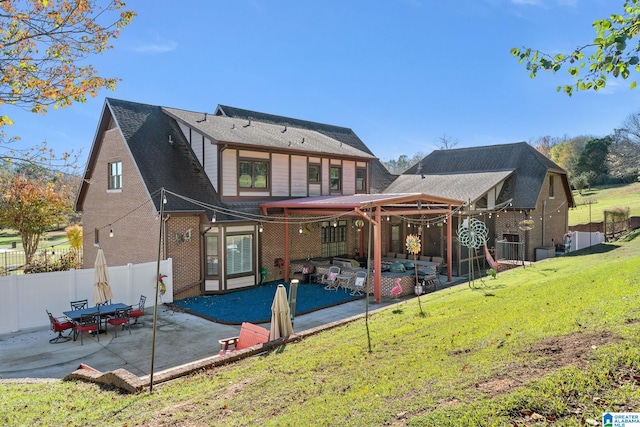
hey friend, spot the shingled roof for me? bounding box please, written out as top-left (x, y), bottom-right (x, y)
top-left (163, 107), bottom-right (375, 159)
top-left (76, 98), bottom-right (226, 218)
top-left (215, 104), bottom-right (395, 193)
top-left (403, 142), bottom-right (574, 209)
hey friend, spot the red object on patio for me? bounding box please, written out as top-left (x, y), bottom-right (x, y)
top-left (107, 307), bottom-right (131, 337)
top-left (130, 295), bottom-right (146, 326)
top-left (75, 314), bottom-right (100, 345)
top-left (46, 310), bottom-right (74, 343)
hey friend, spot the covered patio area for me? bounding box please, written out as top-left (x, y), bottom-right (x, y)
top-left (260, 193), bottom-right (465, 302)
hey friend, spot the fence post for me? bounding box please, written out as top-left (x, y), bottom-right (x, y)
top-left (10, 273), bottom-right (19, 332)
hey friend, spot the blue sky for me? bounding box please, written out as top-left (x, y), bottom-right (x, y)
top-left (5, 0), bottom-right (637, 168)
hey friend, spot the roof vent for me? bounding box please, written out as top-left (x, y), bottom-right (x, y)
top-left (168, 135), bottom-right (173, 145)
top-left (243, 119), bottom-right (251, 128)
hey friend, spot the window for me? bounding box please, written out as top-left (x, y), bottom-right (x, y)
top-left (308, 164), bottom-right (320, 183)
top-left (108, 161), bottom-right (122, 190)
top-left (321, 220), bottom-right (347, 257)
top-left (549, 175), bottom-right (555, 198)
top-left (226, 234), bottom-right (254, 275)
top-left (239, 160), bottom-right (269, 189)
top-left (205, 235), bottom-right (219, 276)
top-left (356, 168), bottom-right (366, 192)
top-left (330, 166), bottom-right (341, 191)
top-left (94, 228), bottom-right (100, 247)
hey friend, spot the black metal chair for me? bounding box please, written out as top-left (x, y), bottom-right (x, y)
top-left (130, 295), bottom-right (146, 326)
top-left (70, 299), bottom-right (88, 311)
top-left (107, 307), bottom-right (131, 337)
top-left (74, 313), bottom-right (100, 345)
top-left (46, 310), bottom-right (73, 343)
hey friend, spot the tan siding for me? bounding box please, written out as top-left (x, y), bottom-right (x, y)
top-left (309, 183), bottom-right (321, 196)
top-left (271, 153), bottom-right (289, 196)
top-left (342, 160), bottom-right (355, 195)
top-left (322, 158), bottom-right (330, 195)
top-left (204, 138), bottom-right (218, 190)
top-left (291, 155), bottom-right (307, 197)
top-left (221, 149), bottom-right (237, 196)
top-left (239, 150), bottom-right (269, 159)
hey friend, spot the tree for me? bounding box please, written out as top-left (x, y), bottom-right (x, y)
top-left (511, 1), bottom-right (640, 95)
top-left (549, 136), bottom-right (591, 179)
top-left (0, 175), bottom-right (71, 266)
top-left (609, 113), bottom-right (640, 182)
top-left (436, 134), bottom-right (458, 150)
top-left (0, 0), bottom-right (135, 167)
top-left (576, 137), bottom-right (612, 183)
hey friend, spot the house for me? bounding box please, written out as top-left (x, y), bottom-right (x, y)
top-left (76, 98), bottom-right (573, 301)
top-left (391, 142), bottom-right (576, 274)
top-left (75, 98), bottom-right (395, 299)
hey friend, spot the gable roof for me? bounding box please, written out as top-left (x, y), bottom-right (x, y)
top-left (163, 107), bottom-right (375, 159)
top-left (215, 104), bottom-right (395, 193)
top-left (384, 171), bottom-right (514, 204)
top-left (404, 142), bottom-right (575, 209)
top-left (76, 98), bottom-right (225, 217)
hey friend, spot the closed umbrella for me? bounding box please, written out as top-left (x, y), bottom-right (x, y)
top-left (93, 249), bottom-right (113, 305)
top-left (269, 284), bottom-right (293, 340)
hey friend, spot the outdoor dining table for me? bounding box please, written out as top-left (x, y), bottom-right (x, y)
top-left (63, 303), bottom-right (130, 336)
top-left (63, 303), bottom-right (130, 322)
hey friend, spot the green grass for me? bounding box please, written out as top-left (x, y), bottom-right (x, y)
top-left (2, 232), bottom-right (639, 426)
top-left (570, 182), bottom-right (640, 226)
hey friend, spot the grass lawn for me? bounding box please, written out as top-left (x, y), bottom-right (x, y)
top-left (570, 182), bottom-right (640, 226)
top-left (1, 231), bottom-right (639, 425)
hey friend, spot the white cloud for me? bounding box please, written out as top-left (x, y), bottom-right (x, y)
top-left (131, 40), bottom-right (178, 53)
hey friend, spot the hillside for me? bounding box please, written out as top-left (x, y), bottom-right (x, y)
top-left (570, 182), bottom-right (640, 226)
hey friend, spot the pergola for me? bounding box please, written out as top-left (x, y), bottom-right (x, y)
top-left (260, 193), bottom-right (465, 302)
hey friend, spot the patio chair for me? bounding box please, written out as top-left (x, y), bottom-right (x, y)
top-left (46, 310), bottom-right (74, 344)
top-left (70, 299), bottom-right (88, 311)
top-left (322, 266), bottom-right (340, 291)
top-left (107, 307), bottom-right (131, 337)
top-left (130, 295), bottom-right (146, 326)
top-left (74, 313), bottom-right (100, 345)
top-left (218, 322), bottom-right (270, 355)
top-left (351, 271), bottom-right (367, 296)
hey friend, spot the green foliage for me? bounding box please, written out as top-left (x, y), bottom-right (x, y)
top-left (570, 182), bottom-right (640, 226)
top-left (2, 235), bottom-right (640, 425)
top-left (486, 268), bottom-right (497, 278)
top-left (511, 1), bottom-right (640, 95)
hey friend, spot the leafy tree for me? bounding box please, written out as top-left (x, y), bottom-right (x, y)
top-left (0, 0), bottom-right (135, 168)
top-left (571, 174), bottom-right (588, 195)
top-left (576, 137), bottom-right (612, 183)
top-left (0, 175), bottom-right (71, 266)
top-left (549, 136), bottom-right (591, 179)
top-left (384, 153), bottom-right (423, 174)
top-left (511, 1), bottom-right (640, 95)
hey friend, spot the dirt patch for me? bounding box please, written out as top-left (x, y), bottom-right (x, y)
top-left (475, 331), bottom-right (618, 396)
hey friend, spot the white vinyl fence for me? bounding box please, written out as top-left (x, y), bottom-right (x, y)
top-left (564, 231), bottom-right (605, 253)
top-left (0, 259), bottom-right (173, 334)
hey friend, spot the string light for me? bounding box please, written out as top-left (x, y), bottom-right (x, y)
top-left (109, 226), bottom-right (113, 238)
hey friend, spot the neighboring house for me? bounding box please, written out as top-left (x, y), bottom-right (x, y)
top-left (75, 99), bottom-right (573, 300)
top-left (393, 142), bottom-right (575, 274)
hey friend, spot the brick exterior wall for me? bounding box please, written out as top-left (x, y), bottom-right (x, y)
top-left (165, 214), bottom-right (205, 299)
top-left (80, 127), bottom-right (158, 269)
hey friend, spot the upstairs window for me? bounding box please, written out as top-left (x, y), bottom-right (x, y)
top-left (549, 175), bottom-right (555, 198)
top-left (108, 161), bottom-right (122, 190)
top-left (330, 166), bottom-right (341, 191)
top-left (356, 168), bottom-right (366, 192)
top-left (308, 164), bottom-right (321, 183)
top-left (239, 160), bottom-right (269, 189)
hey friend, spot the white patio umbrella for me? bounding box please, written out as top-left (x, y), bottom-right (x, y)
top-left (92, 249), bottom-right (113, 305)
top-left (269, 284), bottom-right (293, 340)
